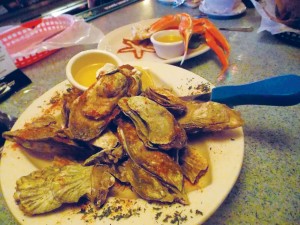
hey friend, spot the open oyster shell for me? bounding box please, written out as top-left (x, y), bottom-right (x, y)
top-left (118, 96), bottom-right (187, 151)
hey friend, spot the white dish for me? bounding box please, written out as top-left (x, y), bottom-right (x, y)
top-left (98, 19), bottom-right (210, 64)
top-left (0, 62), bottom-right (244, 225)
top-left (199, 1), bottom-right (246, 17)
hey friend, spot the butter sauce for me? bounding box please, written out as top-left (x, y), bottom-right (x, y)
top-left (73, 64), bottom-right (154, 91)
top-left (73, 63), bottom-right (105, 88)
top-left (155, 34), bottom-right (183, 43)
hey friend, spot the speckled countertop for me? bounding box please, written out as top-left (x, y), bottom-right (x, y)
top-left (0, 1), bottom-right (299, 225)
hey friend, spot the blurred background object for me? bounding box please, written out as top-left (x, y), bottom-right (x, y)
top-left (0, 0), bottom-right (140, 26)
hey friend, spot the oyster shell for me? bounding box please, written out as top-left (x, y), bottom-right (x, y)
top-left (117, 119), bottom-right (184, 192)
top-left (143, 87), bottom-right (187, 115)
top-left (118, 96), bottom-right (187, 151)
top-left (2, 115), bottom-right (85, 157)
top-left (178, 101), bottom-right (244, 133)
top-left (14, 164), bottom-right (115, 215)
top-left (84, 129), bottom-right (125, 165)
top-left (179, 146), bottom-right (208, 184)
top-left (83, 145), bottom-right (125, 166)
top-left (90, 165), bottom-right (115, 207)
top-left (119, 64), bottom-right (142, 97)
top-left (88, 129), bottom-right (120, 151)
top-left (120, 159), bottom-right (188, 204)
top-left (68, 65), bottom-right (142, 141)
top-left (14, 165), bottom-right (92, 215)
top-left (61, 87), bottom-right (83, 127)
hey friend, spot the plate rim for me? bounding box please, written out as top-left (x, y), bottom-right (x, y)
top-left (0, 62), bottom-right (244, 225)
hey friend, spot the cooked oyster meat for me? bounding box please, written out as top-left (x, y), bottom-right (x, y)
top-left (118, 96), bottom-right (187, 151)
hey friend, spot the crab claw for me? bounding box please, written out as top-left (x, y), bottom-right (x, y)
top-left (178, 13), bottom-right (193, 65)
top-left (193, 18), bottom-right (230, 81)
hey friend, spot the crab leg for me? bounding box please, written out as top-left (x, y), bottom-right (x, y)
top-left (178, 13), bottom-right (193, 65)
top-left (147, 14), bottom-right (182, 36)
top-left (192, 18), bottom-right (230, 80)
top-left (193, 18), bottom-right (230, 57)
top-left (204, 31), bottom-right (229, 81)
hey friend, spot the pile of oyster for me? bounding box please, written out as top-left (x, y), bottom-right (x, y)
top-left (3, 64), bottom-right (244, 216)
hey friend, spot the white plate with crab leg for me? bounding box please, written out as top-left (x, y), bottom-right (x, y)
top-left (98, 19), bottom-right (210, 64)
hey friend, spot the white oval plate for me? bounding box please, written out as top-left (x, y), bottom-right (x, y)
top-left (98, 19), bottom-right (210, 64)
top-left (0, 62), bottom-right (244, 225)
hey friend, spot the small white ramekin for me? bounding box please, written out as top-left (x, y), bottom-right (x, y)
top-left (66, 49), bottom-right (123, 91)
top-left (150, 29), bottom-right (184, 59)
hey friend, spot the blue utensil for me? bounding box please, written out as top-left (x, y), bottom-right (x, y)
top-left (181, 74), bottom-right (300, 106)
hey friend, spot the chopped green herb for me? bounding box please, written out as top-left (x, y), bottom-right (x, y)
top-left (195, 209), bottom-right (203, 215)
top-left (155, 211), bottom-right (163, 220)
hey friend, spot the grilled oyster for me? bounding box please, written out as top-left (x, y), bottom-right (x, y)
top-left (2, 115), bottom-right (85, 157)
top-left (179, 146), bottom-right (208, 184)
top-left (178, 101), bottom-right (244, 133)
top-left (118, 96), bottom-right (187, 151)
top-left (68, 65), bottom-right (142, 141)
top-left (143, 87), bottom-right (187, 115)
top-left (14, 164), bottom-right (115, 215)
top-left (117, 119), bottom-right (184, 192)
top-left (119, 159), bottom-right (188, 204)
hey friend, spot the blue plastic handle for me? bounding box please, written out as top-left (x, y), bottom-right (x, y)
top-left (211, 74), bottom-right (300, 106)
